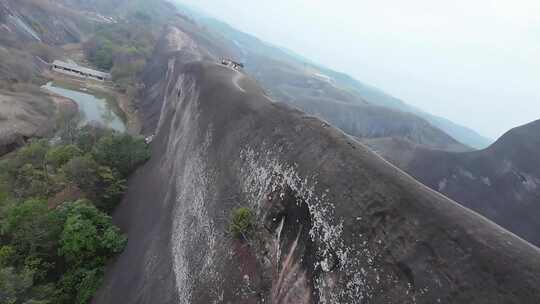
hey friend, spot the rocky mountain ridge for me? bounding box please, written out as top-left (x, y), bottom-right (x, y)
top-left (93, 26), bottom-right (540, 303)
top-left (367, 119), bottom-right (540, 246)
top-left (138, 15), bottom-right (473, 153)
top-left (179, 9), bottom-right (492, 149)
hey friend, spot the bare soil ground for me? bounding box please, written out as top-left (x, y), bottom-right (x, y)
top-left (0, 88), bottom-right (55, 154)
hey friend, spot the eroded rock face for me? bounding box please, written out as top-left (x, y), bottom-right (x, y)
top-left (0, 90), bottom-right (57, 155)
top-left (366, 121), bottom-right (540, 247)
top-left (0, 0), bottom-right (87, 45)
top-left (93, 59), bottom-right (540, 304)
top-left (138, 25), bottom-right (236, 135)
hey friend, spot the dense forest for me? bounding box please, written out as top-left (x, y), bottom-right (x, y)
top-left (0, 126), bottom-right (150, 303)
top-left (0, 1), bottom-right (167, 303)
top-left (83, 10), bottom-right (166, 94)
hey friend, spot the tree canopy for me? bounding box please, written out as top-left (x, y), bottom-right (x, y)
top-left (0, 127), bottom-right (148, 303)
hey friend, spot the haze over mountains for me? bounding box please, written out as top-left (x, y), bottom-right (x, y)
top-left (1, 0), bottom-right (540, 303)
top-left (168, 3), bottom-right (540, 249)
top-left (177, 0), bottom-right (540, 141)
top-left (176, 6), bottom-right (492, 150)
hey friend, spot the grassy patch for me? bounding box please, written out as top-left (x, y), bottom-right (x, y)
top-left (229, 207), bottom-right (256, 240)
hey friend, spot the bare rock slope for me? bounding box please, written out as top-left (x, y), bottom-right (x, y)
top-left (0, 90), bottom-right (56, 155)
top-left (94, 59), bottom-right (540, 304)
top-left (367, 120), bottom-right (540, 247)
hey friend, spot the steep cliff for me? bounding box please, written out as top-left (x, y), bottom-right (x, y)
top-left (94, 57), bottom-right (540, 303)
top-left (0, 0), bottom-right (91, 46)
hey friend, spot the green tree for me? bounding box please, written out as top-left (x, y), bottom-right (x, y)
top-left (56, 109), bottom-right (81, 145)
top-left (100, 226), bottom-right (127, 254)
top-left (46, 145), bottom-right (83, 169)
top-left (57, 200), bottom-right (127, 263)
top-left (2, 199), bottom-right (60, 261)
top-left (95, 166), bottom-right (126, 212)
top-left (75, 268), bottom-right (103, 304)
top-left (14, 140), bottom-right (49, 168)
top-left (0, 246), bottom-right (16, 267)
top-left (0, 177), bottom-right (8, 203)
top-left (93, 39), bottom-right (114, 71)
top-left (62, 156), bottom-right (127, 212)
top-left (93, 134), bottom-right (150, 177)
top-left (54, 201), bottom-right (126, 302)
top-left (12, 164), bottom-right (48, 198)
top-left (56, 267), bottom-right (103, 304)
top-left (59, 215), bottom-right (100, 262)
top-left (0, 125), bottom-right (133, 303)
top-left (62, 156), bottom-right (99, 194)
top-left (229, 207), bottom-right (256, 239)
top-left (111, 58), bottom-right (146, 89)
top-left (75, 125), bottom-right (111, 154)
top-left (0, 267), bottom-right (34, 304)
top-left (3, 140), bottom-right (51, 198)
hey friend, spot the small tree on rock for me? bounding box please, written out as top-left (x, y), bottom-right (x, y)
top-left (229, 207), bottom-right (255, 240)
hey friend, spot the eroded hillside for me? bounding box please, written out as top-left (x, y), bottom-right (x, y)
top-left (94, 40), bottom-right (540, 303)
top-left (367, 120), bottom-right (540, 247)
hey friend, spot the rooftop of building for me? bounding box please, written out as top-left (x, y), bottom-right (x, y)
top-left (52, 60), bottom-right (111, 79)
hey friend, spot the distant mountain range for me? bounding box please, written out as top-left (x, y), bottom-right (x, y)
top-left (174, 2), bottom-right (492, 149)
top-left (167, 1), bottom-right (540, 247)
top-left (170, 1), bottom-right (540, 248)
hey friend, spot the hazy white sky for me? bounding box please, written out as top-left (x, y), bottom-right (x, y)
top-left (177, 0), bottom-right (540, 139)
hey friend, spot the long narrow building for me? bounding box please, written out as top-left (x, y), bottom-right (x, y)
top-left (51, 60), bottom-right (111, 81)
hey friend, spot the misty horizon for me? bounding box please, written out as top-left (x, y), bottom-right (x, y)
top-left (176, 0), bottom-right (540, 140)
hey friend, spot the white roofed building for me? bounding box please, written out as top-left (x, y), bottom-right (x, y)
top-left (51, 60), bottom-right (111, 81)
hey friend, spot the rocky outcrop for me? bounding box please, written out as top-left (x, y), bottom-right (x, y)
top-left (0, 90), bottom-right (57, 155)
top-left (368, 120), bottom-right (540, 247)
top-left (0, 0), bottom-right (88, 45)
top-left (94, 58), bottom-right (540, 304)
top-left (138, 24), bottom-right (236, 134)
